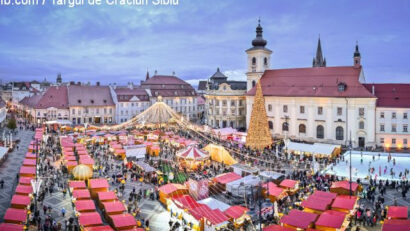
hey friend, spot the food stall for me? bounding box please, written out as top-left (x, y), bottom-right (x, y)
top-left (97, 191), bottom-right (118, 209)
top-left (3, 208), bottom-right (27, 224)
top-left (331, 195), bottom-right (358, 215)
top-left (224, 205), bottom-right (250, 229)
top-left (211, 172), bottom-right (242, 194)
top-left (102, 201), bottom-right (126, 216)
top-left (280, 209), bottom-right (318, 230)
top-left (69, 181), bottom-right (87, 190)
top-left (314, 210), bottom-right (348, 231)
top-left (158, 183), bottom-right (188, 205)
top-left (88, 178), bottom-right (109, 199)
top-left (10, 195), bottom-right (31, 209)
top-left (108, 214), bottom-right (138, 231)
top-left (279, 179), bottom-right (299, 195)
top-left (75, 200), bottom-right (97, 213)
top-left (78, 212), bottom-right (103, 228)
top-left (262, 182), bottom-right (288, 202)
top-left (72, 189), bottom-right (92, 201)
top-left (386, 206), bottom-right (408, 220)
top-left (330, 181), bottom-right (360, 196)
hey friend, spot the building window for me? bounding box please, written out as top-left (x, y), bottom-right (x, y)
top-left (239, 100), bottom-right (243, 106)
top-left (380, 138), bottom-right (384, 144)
top-left (300, 106), bottom-right (305, 114)
top-left (316, 125), bottom-right (324, 139)
top-left (252, 81), bottom-right (256, 88)
top-left (299, 124), bottom-right (306, 133)
top-left (380, 112), bottom-right (384, 118)
top-left (282, 122), bottom-right (289, 131)
top-left (231, 100), bottom-right (235, 106)
top-left (268, 104), bottom-right (272, 112)
top-left (403, 124), bottom-right (408, 132)
top-left (392, 112), bottom-right (396, 119)
top-left (404, 139), bottom-right (408, 145)
top-left (264, 57), bottom-right (268, 65)
top-left (318, 106), bottom-right (323, 115)
top-left (392, 138), bottom-right (396, 144)
top-left (359, 108), bottom-right (364, 116)
top-left (337, 107), bottom-right (342, 116)
top-left (336, 126), bottom-right (344, 140)
top-left (252, 57), bottom-right (256, 65)
top-left (283, 105), bottom-right (288, 113)
top-left (222, 100), bottom-right (227, 106)
top-left (380, 124), bottom-right (385, 132)
top-left (392, 124), bottom-right (397, 132)
top-left (268, 121), bottom-right (273, 130)
top-left (72, 109), bottom-right (75, 115)
top-left (404, 113), bottom-right (408, 119)
top-left (359, 121), bottom-right (364, 129)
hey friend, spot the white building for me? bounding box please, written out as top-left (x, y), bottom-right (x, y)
top-left (245, 21), bottom-right (377, 148)
top-left (112, 84), bottom-right (151, 123)
top-left (364, 84), bottom-right (410, 149)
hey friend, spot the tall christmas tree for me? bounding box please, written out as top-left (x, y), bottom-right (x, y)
top-left (246, 80), bottom-right (272, 150)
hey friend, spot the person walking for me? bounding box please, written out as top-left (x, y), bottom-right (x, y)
top-left (61, 207), bottom-right (66, 217)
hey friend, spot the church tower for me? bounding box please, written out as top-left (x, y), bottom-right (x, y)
top-left (353, 41), bottom-right (361, 68)
top-left (56, 73), bottom-right (62, 85)
top-left (246, 19), bottom-right (272, 91)
top-left (312, 37), bottom-right (326, 67)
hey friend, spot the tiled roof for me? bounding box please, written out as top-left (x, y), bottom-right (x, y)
top-left (247, 66), bottom-right (375, 98)
top-left (19, 95), bottom-right (42, 107)
top-left (68, 85), bottom-right (114, 107)
top-left (114, 87), bottom-right (149, 102)
top-left (363, 83), bottom-right (410, 108)
top-left (142, 75), bottom-right (192, 86)
top-left (35, 86), bottom-right (69, 109)
top-left (141, 75), bottom-right (197, 97)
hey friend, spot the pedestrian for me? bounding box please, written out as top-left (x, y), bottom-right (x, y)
top-left (0, 179), bottom-right (4, 189)
top-left (61, 207), bottom-right (66, 217)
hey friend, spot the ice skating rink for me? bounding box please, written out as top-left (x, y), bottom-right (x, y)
top-left (323, 151), bottom-right (410, 181)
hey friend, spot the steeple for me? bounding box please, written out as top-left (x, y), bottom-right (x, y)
top-left (354, 41), bottom-right (361, 68)
top-left (251, 18), bottom-right (267, 48)
top-left (313, 36), bottom-right (326, 67)
top-left (56, 73), bottom-right (62, 84)
top-left (146, 71), bottom-right (150, 81)
top-left (246, 80), bottom-right (272, 150)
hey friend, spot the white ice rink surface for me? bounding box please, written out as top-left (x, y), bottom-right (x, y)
top-left (323, 151), bottom-right (410, 181)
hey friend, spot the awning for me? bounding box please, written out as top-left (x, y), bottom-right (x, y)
top-left (172, 195), bottom-right (201, 210)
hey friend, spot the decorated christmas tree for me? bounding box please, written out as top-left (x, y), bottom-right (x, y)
top-left (246, 80), bottom-right (273, 150)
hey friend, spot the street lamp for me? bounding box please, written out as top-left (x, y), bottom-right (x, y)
top-left (349, 131), bottom-right (352, 197)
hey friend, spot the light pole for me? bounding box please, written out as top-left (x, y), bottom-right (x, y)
top-left (349, 131), bottom-right (352, 197)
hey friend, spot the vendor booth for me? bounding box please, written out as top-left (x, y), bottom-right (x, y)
top-left (75, 200), bottom-right (97, 213)
top-left (10, 195), bottom-right (31, 209)
top-left (330, 181), bottom-right (359, 195)
top-left (158, 183), bottom-right (188, 205)
top-left (15, 185), bottom-right (33, 195)
top-left (69, 181), bottom-right (87, 190)
top-left (224, 205), bottom-right (250, 229)
top-left (72, 189), bottom-right (92, 200)
top-left (211, 172), bottom-right (242, 194)
top-left (263, 224), bottom-right (295, 231)
top-left (280, 209), bottom-right (318, 230)
top-left (231, 163), bottom-right (259, 177)
top-left (124, 145), bottom-right (146, 159)
top-left (331, 195), bottom-right (358, 214)
top-left (97, 191), bottom-right (118, 208)
top-left (3, 208), bottom-right (27, 224)
top-left (88, 178), bottom-right (109, 199)
top-left (19, 166), bottom-right (36, 177)
top-left (302, 193), bottom-right (335, 214)
top-left (382, 219), bottom-right (410, 231)
top-left (279, 179), bottom-right (299, 195)
top-left (226, 175), bottom-right (261, 197)
top-left (108, 214), bottom-right (138, 231)
top-left (79, 212), bottom-right (103, 228)
top-left (387, 206), bottom-right (408, 220)
top-left (203, 144), bottom-right (237, 166)
top-left (259, 171), bottom-right (285, 184)
top-left (102, 201), bottom-right (126, 216)
top-left (0, 223), bottom-right (24, 231)
top-left (262, 182), bottom-right (288, 202)
top-left (176, 146), bottom-right (209, 170)
top-left (84, 225), bottom-right (115, 231)
top-left (314, 210), bottom-right (348, 231)
top-left (18, 177), bottom-right (33, 186)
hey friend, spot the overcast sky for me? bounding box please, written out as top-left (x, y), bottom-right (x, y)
top-left (0, 0), bottom-right (409, 86)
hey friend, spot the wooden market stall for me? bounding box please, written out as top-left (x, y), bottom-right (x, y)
top-left (72, 189), bottom-right (92, 201)
top-left (3, 208), bottom-right (27, 224)
top-left (108, 213), bottom-right (138, 231)
top-left (331, 195), bottom-right (358, 215)
top-left (69, 180), bottom-right (87, 190)
top-left (301, 194), bottom-right (335, 214)
top-left (18, 177), bottom-right (33, 186)
top-left (224, 205), bottom-right (250, 229)
top-left (158, 183), bottom-right (188, 205)
top-left (262, 182), bottom-right (288, 202)
top-left (78, 212), bottom-right (103, 228)
top-left (211, 172), bottom-right (242, 194)
top-left (382, 219), bottom-right (410, 231)
top-left (10, 195), bottom-right (31, 209)
top-left (19, 166), bottom-right (36, 178)
top-left (25, 152), bottom-right (36, 159)
top-left (88, 178), bottom-right (109, 199)
top-left (279, 179), bottom-right (299, 195)
top-left (330, 181), bottom-right (359, 196)
top-left (102, 201), bottom-right (126, 216)
top-left (0, 223), bottom-right (24, 231)
top-left (387, 206), bottom-right (408, 220)
top-left (15, 185), bottom-right (33, 196)
top-left (314, 210), bottom-right (348, 231)
top-left (75, 200), bottom-right (97, 213)
top-left (97, 191), bottom-right (118, 209)
top-left (263, 224), bottom-right (295, 231)
top-left (22, 158), bottom-right (36, 167)
top-left (83, 225), bottom-right (115, 231)
top-left (280, 209), bottom-right (318, 230)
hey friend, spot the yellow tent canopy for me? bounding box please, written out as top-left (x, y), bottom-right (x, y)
top-left (204, 144), bottom-right (237, 166)
top-left (72, 164), bottom-right (93, 180)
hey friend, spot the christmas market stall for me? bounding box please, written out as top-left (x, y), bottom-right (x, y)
top-left (279, 179), bottom-right (299, 195)
top-left (223, 205), bottom-right (250, 229)
top-left (301, 191), bottom-right (337, 214)
top-left (75, 200), bottom-right (97, 213)
top-left (69, 181), bottom-right (87, 190)
top-left (78, 212), bottom-right (103, 228)
top-left (3, 208), bottom-right (27, 224)
top-left (88, 178), bottom-right (109, 199)
top-left (158, 183), bottom-right (188, 205)
top-left (382, 219), bottom-right (410, 231)
top-left (263, 224), bottom-right (295, 231)
top-left (102, 201), bottom-right (126, 216)
top-left (387, 206), bottom-right (408, 220)
top-left (211, 172), bottom-right (242, 194)
top-left (176, 146), bottom-right (210, 170)
top-left (280, 209), bottom-right (318, 230)
top-left (83, 225), bottom-right (115, 231)
top-left (314, 210), bottom-right (349, 231)
top-left (226, 174), bottom-right (261, 197)
top-left (330, 181), bottom-right (360, 196)
top-left (15, 185), bottom-right (33, 196)
top-left (97, 191), bottom-right (119, 209)
top-left (72, 189), bottom-right (92, 201)
top-left (108, 213), bottom-right (138, 231)
top-left (0, 223), bottom-right (25, 231)
top-left (331, 195), bottom-right (358, 215)
top-left (262, 182), bottom-right (288, 202)
top-left (10, 195), bottom-right (31, 210)
top-left (19, 166), bottom-right (36, 178)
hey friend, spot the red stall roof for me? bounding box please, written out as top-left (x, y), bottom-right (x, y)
top-left (224, 205), bottom-right (249, 219)
top-left (75, 200), bottom-right (96, 212)
top-left (263, 224), bottom-right (295, 231)
top-left (301, 196), bottom-right (333, 211)
top-left (382, 219), bottom-right (410, 231)
top-left (80, 158), bottom-right (95, 165)
top-left (97, 191), bottom-right (118, 201)
top-left (79, 212), bottom-right (103, 227)
top-left (158, 183), bottom-right (186, 194)
top-left (72, 189), bottom-right (91, 199)
top-left (331, 195), bottom-right (357, 211)
top-left (25, 153), bottom-right (36, 159)
top-left (84, 226), bottom-right (115, 231)
top-left (11, 195), bottom-right (31, 206)
top-left (214, 172), bottom-right (242, 185)
top-left (15, 185), bottom-right (33, 194)
top-left (19, 177), bottom-right (33, 185)
top-left (315, 210), bottom-right (346, 228)
top-left (331, 181), bottom-right (358, 191)
top-left (0, 223), bottom-right (24, 231)
top-left (3, 208), bottom-right (27, 222)
top-left (280, 179), bottom-right (298, 188)
top-left (66, 161), bottom-right (78, 167)
top-left (172, 195), bottom-right (201, 210)
top-left (65, 156), bottom-right (77, 161)
top-left (19, 166), bottom-right (36, 175)
top-left (109, 214), bottom-right (137, 228)
top-left (89, 178), bottom-right (109, 189)
top-left (69, 181), bottom-right (87, 189)
top-left (103, 201), bottom-right (126, 213)
top-left (280, 209), bottom-right (318, 229)
top-left (387, 206), bottom-right (408, 219)
top-left (22, 159), bottom-right (36, 166)
top-left (312, 191), bottom-right (337, 200)
top-left (263, 182), bottom-right (286, 197)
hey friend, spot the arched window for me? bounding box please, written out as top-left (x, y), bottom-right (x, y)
top-left (299, 124), bottom-right (306, 133)
top-left (268, 121), bottom-right (273, 130)
top-left (252, 80), bottom-right (256, 88)
top-left (282, 122), bottom-right (289, 132)
top-left (316, 125), bottom-right (324, 139)
top-left (359, 121), bottom-right (364, 129)
top-left (336, 126), bottom-right (344, 140)
top-left (264, 57), bottom-right (268, 65)
top-left (252, 57), bottom-right (256, 65)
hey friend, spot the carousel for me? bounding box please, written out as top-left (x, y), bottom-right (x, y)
top-left (176, 146), bottom-right (210, 170)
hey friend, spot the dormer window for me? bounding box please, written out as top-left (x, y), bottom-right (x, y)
top-left (338, 83), bottom-right (347, 92)
top-left (103, 99), bottom-right (107, 103)
top-left (162, 84), bottom-right (165, 88)
top-left (174, 91), bottom-right (177, 95)
top-left (181, 85), bottom-right (184, 89)
top-left (90, 100), bottom-right (94, 104)
top-left (78, 99), bottom-right (81, 104)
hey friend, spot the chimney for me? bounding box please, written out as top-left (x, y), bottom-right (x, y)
top-left (372, 85), bottom-right (375, 95)
top-left (96, 81), bottom-right (100, 86)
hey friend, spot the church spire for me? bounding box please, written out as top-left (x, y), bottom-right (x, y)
top-left (246, 80), bottom-right (272, 150)
top-left (251, 18), bottom-right (267, 48)
top-left (353, 41), bottom-right (361, 68)
top-left (146, 71), bottom-right (150, 81)
top-left (313, 36), bottom-right (326, 67)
